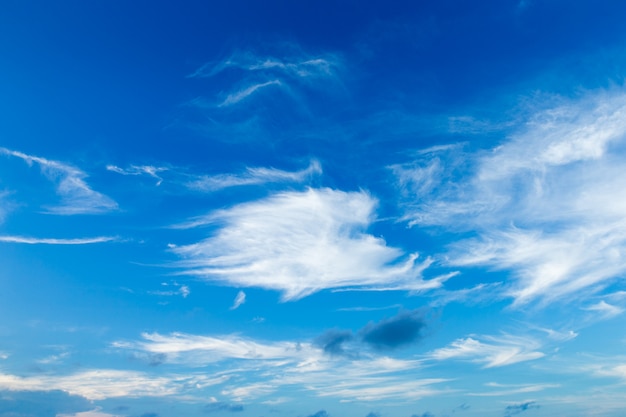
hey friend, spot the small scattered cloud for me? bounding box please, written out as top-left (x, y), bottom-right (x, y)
top-left (0, 235), bottom-right (117, 245)
top-left (360, 310), bottom-right (427, 350)
top-left (473, 382), bottom-right (559, 397)
top-left (106, 164), bottom-right (168, 186)
top-left (583, 300), bottom-right (624, 319)
top-left (149, 281), bottom-right (190, 298)
top-left (188, 49), bottom-right (341, 82)
top-left (184, 159), bottom-right (321, 192)
top-left (171, 188), bottom-right (442, 300)
top-left (365, 412), bottom-right (381, 417)
top-left (230, 290), bottom-right (246, 310)
top-left (504, 401), bottom-right (539, 417)
top-left (0, 147), bottom-right (118, 215)
top-left (203, 402), bottom-right (244, 413)
top-left (218, 80), bottom-right (282, 107)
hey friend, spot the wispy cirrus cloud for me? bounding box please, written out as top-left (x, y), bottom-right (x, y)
top-left (185, 159), bottom-right (321, 192)
top-left (171, 188), bottom-right (443, 300)
top-left (428, 333), bottom-right (545, 368)
top-left (395, 87), bottom-right (626, 306)
top-left (471, 382), bottom-right (559, 397)
top-left (112, 331), bottom-right (445, 403)
top-left (0, 148), bottom-right (118, 215)
top-left (0, 235), bottom-right (117, 245)
top-left (107, 160), bottom-right (321, 192)
top-left (218, 80), bottom-right (282, 107)
top-left (188, 49), bottom-right (341, 81)
top-left (106, 164), bottom-right (168, 186)
top-left (186, 48), bottom-right (343, 114)
top-left (230, 290), bottom-right (246, 310)
top-left (0, 369), bottom-right (227, 400)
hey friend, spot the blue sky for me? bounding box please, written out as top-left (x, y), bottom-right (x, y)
top-left (2, 1), bottom-right (626, 416)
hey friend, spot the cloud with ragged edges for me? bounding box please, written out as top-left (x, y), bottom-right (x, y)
top-left (183, 46), bottom-right (345, 142)
top-left (189, 47), bottom-right (342, 108)
top-left (170, 188), bottom-right (444, 300)
top-left (394, 87), bottom-right (626, 307)
top-left (428, 333), bottom-right (544, 368)
top-left (106, 164), bottom-right (168, 186)
top-left (0, 148), bottom-right (117, 215)
top-left (230, 290), bottom-right (246, 310)
top-left (360, 310), bottom-right (427, 350)
top-left (111, 331), bottom-right (446, 403)
top-left (0, 235), bottom-right (117, 245)
top-left (315, 310), bottom-right (428, 358)
top-left (107, 159), bottom-right (321, 192)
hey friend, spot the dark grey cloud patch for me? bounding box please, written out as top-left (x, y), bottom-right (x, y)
top-left (203, 402), bottom-right (244, 413)
top-left (315, 329), bottom-right (354, 356)
top-left (0, 390), bottom-right (91, 417)
top-left (307, 411), bottom-right (329, 417)
top-left (360, 310), bottom-right (427, 350)
top-left (504, 402), bottom-right (539, 417)
top-left (366, 412), bottom-right (381, 417)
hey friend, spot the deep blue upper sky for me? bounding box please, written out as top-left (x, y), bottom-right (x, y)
top-left (2, 1), bottom-right (626, 417)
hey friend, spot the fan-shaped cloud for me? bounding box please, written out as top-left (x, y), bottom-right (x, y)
top-left (1, 148), bottom-right (117, 215)
top-left (172, 188), bottom-right (443, 300)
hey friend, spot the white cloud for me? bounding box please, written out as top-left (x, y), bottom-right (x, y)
top-left (0, 235), bottom-right (116, 245)
top-left (188, 50), bottom-right (340, 81)
top-left (230, 290), bottom-right (246, 310)
top-left (185, 159), bottom-right (321, 192)
top-left (112, 331), bottom-right (446, 403)
top-left (583, 300), bottom-right (624, 319)
top-left (471, 382), bottom-right (559, 396)
top-left (218, 80), bottom-right (282, 107)
top-left (0, 148), bottom-right (118, 215)
top-left (149, 281), bottom-right (190, 298)
top-left (396, 88), bottom-right (626, 306)
top-left (0, 369), bottom-right (226, 400)
top-left (428, 334), bottom-right (545, 368)
top-left (57, 410), bottom-right (122, 417)
top-left (112, 331), bottom-right (314, 365)
top-left (106, 164), bottom-right (168, 185)
top-left (171, 188), bottom-right (443, 300)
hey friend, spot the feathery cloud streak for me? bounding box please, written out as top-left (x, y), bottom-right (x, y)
top-left (1, 148), bottom-right (117, 214)
top-left (107, 160), bottom-right (321, 192)
top-left (186, 160), bottom-right (321, 192)
top-left (0, 235), bottom-right (117, 244)
top-left (189, 50), bottom-right (340, 81)
top-left (188, 49), bottom-right (342, 110)
top-left (113, 331), bottom-right (444, 402)
top-left (0, 369), bottom-right (226, 400)
top-left (396, 88), bottom-right (626, 306)
top-left (171, 188), bottom-right (442, 300)
top-left (428, 333), bottom-right (544, 368)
